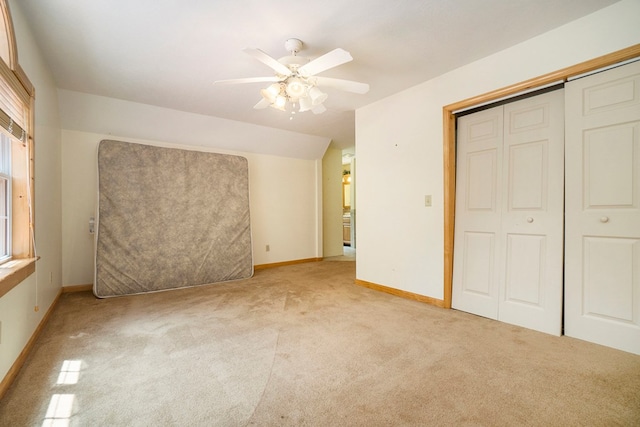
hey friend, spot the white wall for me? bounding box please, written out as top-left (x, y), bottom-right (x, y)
top-left (0, 1), bottom-right (62, 381)
top-left (355, 0), bottom-right (640, 300)
top-left (62, 129), bottom-right (323, 286)
top-left (58, 90), bottom-right (330, 286)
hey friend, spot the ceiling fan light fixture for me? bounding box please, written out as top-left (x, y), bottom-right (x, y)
top-left (273, 94), bottom-right (287, 109)
top-left (259, 89), bottom-right (275, 103)
top-left (285, 78), bottom-right (307, 99)
top-left (308, 86), bottom-right (328, 106)
top-left (298, 96), bottom-right (312, 112)
top-left (260, 83), bottom-right (281, 103)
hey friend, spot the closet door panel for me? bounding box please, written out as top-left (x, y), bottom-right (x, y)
top-left (498, 90), bottom-right (565, 335)
top-left (452, 106), bottom-right (503, 319)
top-left (453, 89), bottom-right (564, 336)
top-left (565, 60), bottom-right (640, 355)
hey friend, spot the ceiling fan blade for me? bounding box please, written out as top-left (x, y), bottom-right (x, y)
top-left (214, 76), bottom-right (281, 85)
top-left (314, 77), bottom-right (370, 94)
top-left (298, 48), bottom-right (353, 77)
top-left (253, 98), bottom-right (270, 109)
top-left (242, 48), bottom-right (292, 76)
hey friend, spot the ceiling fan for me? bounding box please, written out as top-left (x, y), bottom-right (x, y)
top-left (214, 38), bottom-right (369, 115)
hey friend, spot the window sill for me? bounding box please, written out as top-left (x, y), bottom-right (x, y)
top-left (0, 257), bottom-right (38, 299)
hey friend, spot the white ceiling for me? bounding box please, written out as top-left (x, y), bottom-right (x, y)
top-left (16, 0), bottom-right (620, 150)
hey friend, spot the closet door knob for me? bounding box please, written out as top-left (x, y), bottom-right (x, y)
top-left (600, 216), bottom-right (609, 223)
top-left (526, 217), bottom-right (534, 223)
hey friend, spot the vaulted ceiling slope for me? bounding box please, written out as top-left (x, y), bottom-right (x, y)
top-left (16, 0), bottom-right (620, 149)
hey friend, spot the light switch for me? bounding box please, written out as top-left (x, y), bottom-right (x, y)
top-left (424, 195), bottom-right (432, 207)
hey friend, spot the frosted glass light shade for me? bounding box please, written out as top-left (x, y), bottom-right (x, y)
top-left (309, 87), bottom-right (328, 105)
top-left (274, 95), bottom-right (287, 109)
top-left (298, 96), bottom-right (312, 112)
top-left (260, 83), bottom-right (281, 103)
top-left (285, 78), bottom-right (307, 99)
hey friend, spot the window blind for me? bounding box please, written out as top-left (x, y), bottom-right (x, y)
top-left (0, 105), bottom-right (25, 141)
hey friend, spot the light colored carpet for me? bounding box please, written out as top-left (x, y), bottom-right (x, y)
top-left (1, 261), bottom-right (639, 426)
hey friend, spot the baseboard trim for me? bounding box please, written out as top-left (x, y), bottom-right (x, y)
top-left (0, 288), bottom-right (62, 400)
top-left (355, 278), bottom-right (447, 308)
top-left (254, 257), bottom-right (323, 271)
top-left (61, 284), bottom-right (93, 293)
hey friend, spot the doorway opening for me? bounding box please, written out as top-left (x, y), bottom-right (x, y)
top-left (342, 150), bottom-right (355, 259)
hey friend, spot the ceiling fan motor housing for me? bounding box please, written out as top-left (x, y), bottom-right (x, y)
top-left (278, 55), bottom-right (309, 71)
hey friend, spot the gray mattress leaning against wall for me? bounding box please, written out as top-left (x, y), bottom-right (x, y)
top-left (94, 140), bottom-right (253, 298)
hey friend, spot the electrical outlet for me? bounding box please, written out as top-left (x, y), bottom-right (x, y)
top-left (266, 244), bottom-right (270, 252)
top-left (424, 195), bottom-right (432, 207)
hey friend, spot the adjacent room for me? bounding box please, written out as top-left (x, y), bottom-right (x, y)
top-left (1, 0), bottom-right (639, 425)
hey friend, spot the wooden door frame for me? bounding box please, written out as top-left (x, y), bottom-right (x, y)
top-left (442, 44), bottom-right (640, 309)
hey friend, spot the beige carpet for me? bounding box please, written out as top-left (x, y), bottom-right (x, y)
top-left (1, 261), bottom-right (639, 426)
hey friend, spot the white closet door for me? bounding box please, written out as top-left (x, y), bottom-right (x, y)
top-left (498, 90), bottom-right (565, 335)
top-left (453, 91), bottom-right (564, 335)
top-left (565, 60), bottom-right (640, 355)
top-left (452, 105), bottom-right (504, 319)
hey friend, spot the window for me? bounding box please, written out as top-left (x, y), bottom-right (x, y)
top-left (0, 0), bottom-right (36, 299)
top-left (0, 132), bottom-right (10, 262)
